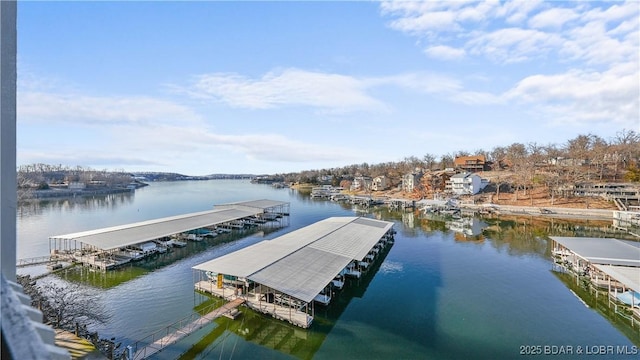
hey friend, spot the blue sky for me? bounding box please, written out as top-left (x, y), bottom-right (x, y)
top-left (17, 1), bottom-right (639, 175)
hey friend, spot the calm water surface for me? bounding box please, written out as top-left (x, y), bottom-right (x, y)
top-left (17, 180), bottom-right (639, 359)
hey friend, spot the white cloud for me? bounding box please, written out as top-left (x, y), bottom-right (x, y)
top-left (423, 45), bottom-right (466, 60)
top-left (378, 72), bottom-right (501, 105)
top-left (381, 0), bottom-right (639, 66)
top-left (387, 10), bottom-right (459, 34)
top-left (528, 7), bottom-right (579, 29)
top-left (184, 68), bottom-right (387, 113)
top-left (467, 27), bottom-right (563, 63)
top-left (379, 0), bottom-right (640, 129)
top-left (499, 0), bottom-right (544, 25)
top-left (583, 1), bottom-right (640, 24)
top-left (17, 150), bottom-right (165, 169)
top-left (505, 63), bottom-right (639, 127)
top-left (18, 92), bottom-right (201, 125)
top-left (205, 132), bottom-right (361, 163)
top-left (182, 69), bottom-right (501, 111)
top-left (561, 18), bottom-right (639, 65)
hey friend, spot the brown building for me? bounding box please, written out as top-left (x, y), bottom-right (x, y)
top-left (453, 155), bottom-right (489, 172)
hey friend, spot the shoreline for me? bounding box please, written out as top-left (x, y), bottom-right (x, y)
top-left (18, 187), bottom-right (135, 201)
top-left (459, 203), bottom-right (615, 221)
top-left (292, 183), bottom-right (630, 222)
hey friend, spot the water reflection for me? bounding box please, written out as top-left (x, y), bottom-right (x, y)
top-left (552, 271), bottom-right (640, 346)
top-left (17, 192), bottom-right (135, 218)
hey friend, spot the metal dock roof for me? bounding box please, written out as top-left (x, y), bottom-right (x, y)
top-left (216, 199), bottom-right (289, 209)
top-left (193, 216), bottom-right (394, 303)
top-left (50, 200), bottom-right (288, 251)
top-left (592, 264), bottom-right (640, 292)
top-left (550, 236), bottom-right (640, 267)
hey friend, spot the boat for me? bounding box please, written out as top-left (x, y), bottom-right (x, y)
top-left (310, 185), bottom-right (344, 199)
top-left (127, 250), bottom-right (144, 261)
top-left (345, 262), bottom-right (361, 278)
top-left (216, 227), bottom-right (232, 234)
top-left (613, 291), bottom-right (640, 307)
top-left (314, 287), bottom-right (332, 305)
top-left (260, 213), bottom-right (279, 221)
top-left (331, 274), bottom-right (345, 290)
top-left (171, 239), bottom-right (187, 247)
top-left (186, 233), bottom-right (203, 242)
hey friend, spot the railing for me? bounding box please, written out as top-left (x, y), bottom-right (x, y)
top-left (128, 300), bottom-right (238, 359)
top-left (16, 255), bottom-right (53, 267)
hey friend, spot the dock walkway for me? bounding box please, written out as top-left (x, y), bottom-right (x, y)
top-left (132, 298), bottom-right (245, 360)
top-left (195, 281), bottom-right (313, 329)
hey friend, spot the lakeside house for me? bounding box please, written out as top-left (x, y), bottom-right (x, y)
top-left (447, 172), bottom-right (488, 195)
top-left (351, 176), bottom-right (372, 191)
top-left (454, 155), bottom-right (489, 173)
top-left (402, 170), bottom-right (423, 193)
top-left (371, 176), bottom-right (388, 191)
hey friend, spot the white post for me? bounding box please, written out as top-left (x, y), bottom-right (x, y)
top-left (0, 0), bottom-right (17, 281)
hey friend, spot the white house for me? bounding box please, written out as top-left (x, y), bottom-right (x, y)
top-left (351, 176), bottom-right (372, 191)
top-left (371, 176), bottom-right (388, 191)
top-left (447, 172), bottom-right (487, 195)
top-left (402, 171), bottom-right (423, 193)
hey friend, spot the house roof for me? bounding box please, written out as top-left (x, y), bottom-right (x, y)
top-left (454, 155), bottom-right (486, 166)
top-left (451, 172), bottom-right (475, 179)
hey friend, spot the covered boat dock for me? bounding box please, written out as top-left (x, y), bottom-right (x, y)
top-left (48, 199), bottom-right (289, 270)
top-left (193, 216), bottom-right (395, 328)
top-left (551, 236), bottom-right (640, 323)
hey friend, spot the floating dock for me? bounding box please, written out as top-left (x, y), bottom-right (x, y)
top-left (551, 236), bottom-right (640, 323)
top-left (193, 216), bottom-right (395, 328)
top-left (46, 200), bottom-right (289, 271)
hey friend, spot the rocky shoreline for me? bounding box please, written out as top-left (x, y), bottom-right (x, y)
top-left (460, 203), bottom-right (615, 220)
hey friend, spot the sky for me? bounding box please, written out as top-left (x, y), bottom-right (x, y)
top-left (16, 1), bottom-right (640, 176)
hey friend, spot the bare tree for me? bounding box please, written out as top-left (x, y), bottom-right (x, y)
top-left (38, 281), bottom-right (111, 330)
top-left (422, 153), bottom-right (436, 171)
top-left (565, 134), bottom-right (594, 182)
top-left (505, 143), bottom-right (528, 200)
top-left (612, 129), bottom-right (640, 180)
top-left (590, 135), bottom-right (609, 181)
top-left (490, 146), bottom-right (507, 169)
top-left (439, 154), bottom-right (454, 170)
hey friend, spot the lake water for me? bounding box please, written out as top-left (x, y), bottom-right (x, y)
top-left (17, 180), bottom-right (639, 359)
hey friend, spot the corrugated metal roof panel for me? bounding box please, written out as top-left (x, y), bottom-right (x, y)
top-left (193, 216), bottom-right (395, 303)
top-left (249, 247), bottom-right (352, 303)
top-left (194, 241), bottom-right (284, 277)
top-left (310, 221), bottom-right (392, 260)
top-left (593, 264), bottom-right (640, 292)
top-left (216, 199), bottom-right (289, 209)
top-left (50, 208), bottom-right (261, 251)
top-left (193, 217), bottom-right (356, 276)
top-left (551, 236), bottom-right (640, 267)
